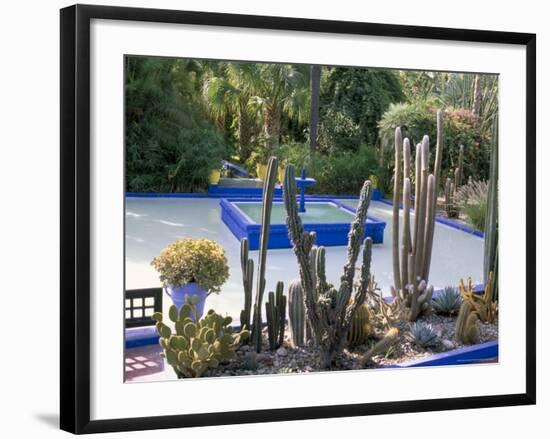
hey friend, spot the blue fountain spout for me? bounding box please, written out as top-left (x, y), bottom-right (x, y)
top-left (295, 169), bottom-right (316, 213)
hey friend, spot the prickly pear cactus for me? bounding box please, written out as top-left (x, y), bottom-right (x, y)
top-left (152, 297), bottom-right (249, 378)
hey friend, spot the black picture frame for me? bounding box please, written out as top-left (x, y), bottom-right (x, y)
top-left (60, 4), bottom-right (536, 434)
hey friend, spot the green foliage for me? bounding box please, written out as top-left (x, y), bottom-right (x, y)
top-left (379, 102), bottom-right (489, 182)
top-left (126, 57), bottom-right (227, 193)
top-left (319, 67), bottom-right (404, 152)
top-left (154, 306), bottom-right (248, 378)
top-left (431, 286), bottom-right (462, 316)
top-left (151, 238), bottom-right (229, 293)
top-left (277, 143), bottom-right (379, 195)
top-left (405, 322), bottom-right (438, 348)
top-left (456, 180), bottom-right (488, 231)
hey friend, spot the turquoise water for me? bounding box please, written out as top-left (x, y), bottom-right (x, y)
top-left (235, 202), bottom-right (355, 224)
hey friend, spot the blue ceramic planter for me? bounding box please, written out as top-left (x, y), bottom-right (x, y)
top-left (165, 283), bottom-right (208, 320)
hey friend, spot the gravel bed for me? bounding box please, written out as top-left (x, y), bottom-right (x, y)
top-left (203, 314), bottom-right (498, 377)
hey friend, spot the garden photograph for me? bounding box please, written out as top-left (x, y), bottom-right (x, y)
top-left (123, 56), bottom-right (499, 382)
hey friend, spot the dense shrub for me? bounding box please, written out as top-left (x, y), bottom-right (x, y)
top-left (378, 102), bottom-right (489, 183)
top-left (126, 57), bottom-right (228, 193)
top-left (319, 67), bottom-right (404, 153)
top-left (278, 143), bottom-right (379, 196)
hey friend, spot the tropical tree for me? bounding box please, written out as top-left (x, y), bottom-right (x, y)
top-left (202, 62), bottom-right (261, 162)
top-left (243, 63), bottom-right (311, 156)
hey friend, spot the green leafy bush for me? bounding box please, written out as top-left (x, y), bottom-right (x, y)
top-left (456, 180), bottom-right (488, 231)
top-left (151, 238), bottom-right (229, 293)
top-left (277, 143), bottom-right (379, 196)
top-left (126, 57), bottom-right (228, 193)
top-left (378, 102), bottom-right (489, 182)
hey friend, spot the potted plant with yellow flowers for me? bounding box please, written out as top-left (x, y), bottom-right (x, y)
top-left (151, 238), bottom-right (229, 320)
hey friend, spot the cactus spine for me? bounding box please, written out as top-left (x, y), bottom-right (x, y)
top-left (249, 156), bottom-right (278, 352)
top-left (284, 163), bottom-right (374, 367)
top-left (361, 327), bottom-right (399, 365)
top-left (239, 238), bottom-right (254, 332)
top-left (391, 110), bottom-right (443, 321)
top-left (288, 279), bottom-right (306, 348)
top-left (265, 281), bottom-right (286, 350)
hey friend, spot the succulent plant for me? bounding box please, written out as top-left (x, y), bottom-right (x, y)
top-left (484, 118), bottom-right (498, 301)
top-left (347, 304), bottom-right (373, 347)
top-left (459, 274), bottom-right (497, 323)
top-left (239, 238), bottom-right (254, 333)
top-left (288, 279), bottom-right (306, 348)
top-left (243, 351), bottom-right (258, 370)
top-left (445, 144), bottom-right (464, 218)
top-left (360, 327), bottom-right (399, 365)
top-left (405, 321), bottom-right (438, 348)
top-left (250, 156), bottom-right (279, 352)
top-left (152, 298), bottom-right (248, 378)
top-left (284, 163), bottom-right (375, 368)
top-left (454, 302), bottom-right (479, 345)
top-left (431, 286), bottom-right (462, 315)
top-left (265, 281), bottom-right (286, 350)
top-left (390, 111), bottom-right (443, 321)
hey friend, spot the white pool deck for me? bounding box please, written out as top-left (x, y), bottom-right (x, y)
top-left (126, 197), bottom-right (483, 321)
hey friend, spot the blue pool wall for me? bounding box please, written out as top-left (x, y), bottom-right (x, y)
top-left (220, 198), bottom-right (386, 250)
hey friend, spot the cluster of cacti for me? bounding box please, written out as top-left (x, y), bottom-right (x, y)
top-left (283, 163), bottom-right (375, 367)
top-left (454, 273), bottom-right (497, 344)
top-left (265, 281), bottom-right (286, 350)
top-left (288, 279), bottom-right (306, 348)
top-left (347, 304), bottom-right (373, 347)
top-left (431, 286), bottom-right (462, 316)
top-left (238, 156), bottom-right (279, 352)
top-left (152, 298), bottom-right (248, 378)
top-left (455, 302), bottom-right (479, 344)
top-left (445, 144), bottom-right (464, 218)
top-left (484, 118), bottom-right (499, 301)
top-left (390, 110), bottom-right (443, 321)
top-left (459, 273), bottom-right (497, 323)
top-left (405, 321), bottom-right (438, 348)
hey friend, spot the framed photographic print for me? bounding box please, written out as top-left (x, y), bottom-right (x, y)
top-left (60, 4), bottom-right (536, 434)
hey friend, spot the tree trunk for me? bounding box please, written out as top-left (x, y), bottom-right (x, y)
top-left (238, 102), bottom-right (253, 162)
top-left (309, 65), bottom-right (321, 152)
top-left (263, 105), bottom-right (281, 156)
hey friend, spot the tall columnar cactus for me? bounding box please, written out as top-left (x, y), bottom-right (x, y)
top-left (239, 238), bottom-right (254, 332)
top-left (288, 279), bottom-right (306, 348)
top-left (248, 156), bottom-right (278, 352)
top-left (152, 302), bottom-right (249, 378)
top-left (484, 118), bottom-right (498, 301)
top-left (265, 281), bottom-right (286, 350)
top-left (390, 110), bottom-right (443, 321)
top-left (284, 164), bottom-right (374, 367)
top-left (445, 144), bottom-right (464, 218)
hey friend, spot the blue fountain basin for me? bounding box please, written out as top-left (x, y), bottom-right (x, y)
top-left (220, 198), bottom-right (385, 250)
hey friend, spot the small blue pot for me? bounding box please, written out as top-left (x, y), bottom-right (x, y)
top-left (165, 282), bottom-right (208, 320)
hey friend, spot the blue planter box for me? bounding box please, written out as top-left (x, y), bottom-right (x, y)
top-left (208, 184), bottom-right (283, 198)
top-left (220, 198), bottom-right (386, 250)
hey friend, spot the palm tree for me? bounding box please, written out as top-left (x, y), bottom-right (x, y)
top-left (309, 65), bottom-right (321, 152)
top-left (244, 63), bottom-right (311, 155)
top-left (202, 62), bottom-right (260, 162)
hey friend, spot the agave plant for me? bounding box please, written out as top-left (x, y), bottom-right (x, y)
top-left (431, 286), bottom-right (462, 316)
top-left (405, 322), bottom-right (438, 348)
